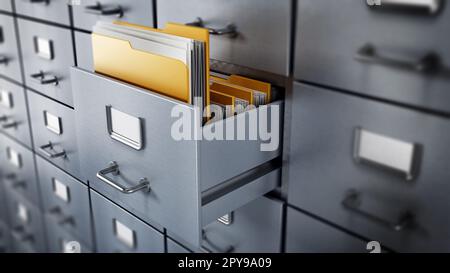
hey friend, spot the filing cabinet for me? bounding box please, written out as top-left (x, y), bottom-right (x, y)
top-left (288, 82), bottom-right (450, 252)
top-left (36, 155), bottom-right (92, 248)
top-left (0, 1), bottom-right (12, 13)
top-left (72, 0), bottom-right (154, 32)
top-left (0, 220), bottom-right (11, 253)
top-left (0, 78), bottom-right (32, 148)
top-left (167, 238), bottom-right (191, 253)
top-left (18, 19), bottom-right (75, 107)
top-left (27, 91), bottom-right (81, 179)
top-left (5, 188), bottom-right (46, 253)
top-left (0, 171), bottom-right (9, 222)
top-left (71, 68), bottom-right (282, 248)
top-left (45, 214), bottom-right (92, 253)
top-left (0, 134), bottom-right (40, 206)
top-left (14, 0), bottom-right (70, 26)
top-left (0, 14), bottom-right (23, 83)
top-left (74, 31), bottom-right (93, 71)
top-left (295, 0), bottom-right (450, 113)
top-left (91, 190), bottom-right (164, 253)
top-left (157, 0), bottom-right (291, 76)
top-left (170, 196), bottom-right (284, 253)
top-left (285, 208), bottom-right (369, 253)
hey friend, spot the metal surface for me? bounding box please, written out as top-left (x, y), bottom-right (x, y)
top-left (14, 0), bottom-right (70, 25)
top-left (0, 15), bottom-right (22, 83)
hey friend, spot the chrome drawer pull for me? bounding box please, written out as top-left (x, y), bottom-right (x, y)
top-left (367, 0), bottom-right (441, 14)
top-left (85, 2), bottom-right (123, 17)
top-left (0, 115), bottom-right (7, 122)
top-left (0, 55), bottom-right (9, 65)
top-left (96, 161), bottom-right (150, 194)
top-left (39, 142), bottom-right (66, 158)
top-left (12, 226), bottom-right (34, 242)
top-left (2, 120), bottom-right (18, 129)
top-left (342, 189), bottom-right (415, 232)
top-left (187, 17), bottom-right (237, 37)
top-left (12, 181), bottom-right (26, 189)
top-left (355, 44), bottom-right (441, 73)
top-left (30, 71), bottom-right (59, 85)
top-left (25, 0), bottom-right (50, 4)
top-left (201, 232), bottom-right (235, 253)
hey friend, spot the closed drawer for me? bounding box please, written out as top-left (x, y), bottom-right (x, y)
top-left (74, 31), bottom-right (93, 71)
top-left (45, 214), bottom-right (92, 253)
top-left (36, 156), bottom-right (92, 248)
top-left (167, 238), bottom-right (191, 253)
top-left (286, 208), bottom-right (369, 253)
top-left (171, 196), bottom-right (284, 253)
top-left (5, 188), bottom-right (46, 252)
top-left (71, 68), bottom-right (282, 248)
top-left (157, 0), bottom-right (290, 76)
top-left (14, 0), bottom-right (70, 25)
top-left (295, 0), bottom-right (450, 113)
top-left (18, 19), bottom-right (75, 106)
top-left (0, 220), bottom-right (11, 253)
top-left (28, 91), bottom-right (80, 179)
top-left (0, 1), bottom-right (12, 12)
top-left (0, 79), bottom-right (32, 148)
top-left (72, 0), bottom-right (154, 32)
top-left (0, 134), bottom-right (40, 206)
top-left (0, 176), bottom-right (8, 222)
top-left (288, 82), bottom-right (450, 252)
top-left (0, 14), bottom-right (22, 83)
top-left (91, 190), bottom-right (164, 253)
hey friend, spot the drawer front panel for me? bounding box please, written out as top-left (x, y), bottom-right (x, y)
top-left (167, 238), bottom-right (191, 253)
top-left (286, 208), bottom-right (369, 253)
top-left (6, 189), bottom-right (46, 252)
top-left (0, 15), bottom-right (22, 82)
top-left (157, 0), bottom-right (291, 76)
top-left (36, 156), bottom-right (92, 246)
top-left (74, 31), bottom-right (93, 72)
top-left (18, 19), bottom-right (75, 106)
top-left (72, 0), bottom-right (154, 31)
top-left (0, 1), bottom-right (12, 12)
top-left (295, 0), bottom-right (450, 113)
top-left (0, 79), bottom-right (32, 148)
top-left (28, 91), bottom-right (80, 178)
top-left (14, 0), bottom-right (70, 25)
top-left (45, 214), bottom-right (92, 253)
top-left (288, 82), bottom-right (450, 252)
top-left (91, 191), bottom-right (164, 253)
top-left (0, 135), bottom-right (39, 205)
top-left (0, 220), bottom-right (10, 253)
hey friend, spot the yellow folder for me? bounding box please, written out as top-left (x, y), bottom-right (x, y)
top-left (210, 90), bottom-right (235, 114)
top-left (210, 75), bottom-right (271, 104)
top-left (210, 82), bottom-right (253, 105)
top-left (92, 21), bottom-right (210, 107)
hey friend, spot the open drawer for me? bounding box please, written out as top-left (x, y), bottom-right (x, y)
top-left (71, 68), bottom-right (282, 248)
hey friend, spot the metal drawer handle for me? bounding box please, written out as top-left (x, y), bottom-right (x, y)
top-left (355, 44), bottom-right (441, 73)
top-left (39, 142), bottom-right (66, 158)
top-left (96, 161), bottom-right (150, 194)
top-left (186, 17), bottom-right (237, 37)
top-left (85, 2), bottom-right (123, 17)
top-left (201, 232), bottom-right (235, 253)
top-left (30, 71), bottom-right (59, 85)
top-left (0, 115), bottom-right (7, 122)
top-left (0, 55), bottom-right (9, 65)
top-left (49, 206), bottom-right (75, 227)
top-left (342, 189), bottom-right (415, 232)
top-left (2, 120), bottom-right (18, 129)
top-left (367, 0), bottom-right (442, 14)
top-left (12, 226), bottom-right (34, 242)
top-left (25, 0), bottom-right (50, 4)
top-left (12, 181), bottom-right (27, 189)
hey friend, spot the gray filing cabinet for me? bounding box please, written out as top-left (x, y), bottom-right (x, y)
top-left (287, 82), bottom-right (450, 252)
top-left (0, 14), bottom-right (22, 83)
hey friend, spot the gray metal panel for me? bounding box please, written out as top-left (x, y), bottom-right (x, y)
top-left (0, 79), bottom-right (32, 148)
top-left (0, 134), bottom-right (40, 206)
top-left (0, 1), bottom-right (12, 12)
top-left (36, 155), bottom-right (92, 248)
top-left (5, 187), bottom-right (47, 252)
top-left (14, 0), bottom-right (70, 25)
top-left (44, 214), bottom-right (92, 253)
top-left (288, 82), bottom-right (450, 252)
top-left (157, 0), bottom-right (291, 76)
top-left (74, 31), bottom-right (93, 72)
top-left (71, 68), bottom-right (200, 247)
top-left (295, 0), bottom-right (450, 113)
top-left (285, 208), bottom-right (368, 253)
top-left (167, 238), bottom-right (191, 253)
top-left (28, 91), bottom-right (81, 179)
top-left (72, 0), bottom-right (154, 32)
top-left (91, 190), bottom-right (164, 253)
top-left (0, 15), bottom-right (22, 83)
top-left (0, 220), bottom-right (11, 253)
top-left (18, 19), bottom-right (75, 107)
top-left (202, 197), bottom-right (283, 253)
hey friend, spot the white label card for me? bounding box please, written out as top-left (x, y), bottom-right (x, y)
top-left (44, 111), bottom-right (62, 135)
top-left (7, 147), bottom-right (22, 169)
top-left (0, 89), bottom-right (13, 108)
top-left (113, 219), bottom-right (135, 248)
top-left (53, 178), bottom-right (70, 203)
top-left (18, 203), bottom-right (29, 223)
top-left (34, 37), bottom-right (53, 60)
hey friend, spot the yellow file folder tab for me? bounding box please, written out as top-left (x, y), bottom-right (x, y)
top-left (92, 21), bottom-right (210, 107)
top-left (210, 90), bottom-right (235, 119)
top-left (210, 75), bottom-right (271, 105)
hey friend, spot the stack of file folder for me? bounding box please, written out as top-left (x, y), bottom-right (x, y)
top-left (91, 21), bottom-right (272, 122)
